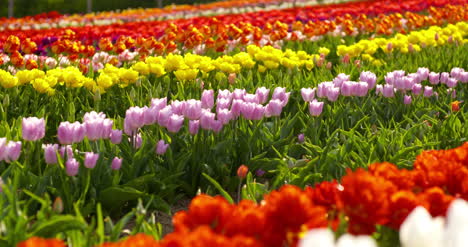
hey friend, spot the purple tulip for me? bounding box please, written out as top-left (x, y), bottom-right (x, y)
top-left (4, 141), bottom-right (21, 163)
top-left (59, 145), bottom-right (74, 159)
top-left (151, 97), bottom-right (167, 109)
top-left (211, 120), bottom-right (223, 133)
top-left (298, 133), bottom-right (305, 143)
top-left (22, 117), bottom-right (45, 141)
top-left (450, 67), bottom-right (464, 80)
top-left (309, 100), bottom-right (324, 116)
top-left (156, 140), bottom-right (169, 155)
top-left (189, 120), bottom-right (200, 135)
top-left (217, 89), bottom-right (233, 101)
top-left (404, 95), bottom-right (412, 105)
top-left (360, 71), bottom-right (377, 89)
top-left (333, 73), bottom-right (350, 88)
top-left (133, 133), bottom-right (142, 149)
top-left (412, 83), bottom-right (422, 95)
top-left (200, 109), bottom-right (215, 130)
top-left (216, 98), bottom-right (231, 111)
top-left (376, 85), bottom-right (383, 95)
top-left (301, 88), bottom-right (316, 102)
top-left (84, 117), bottom-right (113, 141)
top-left (43, 144), bottom-right (59, 164)
top-left (382, 84), bottom-right (395, 98)
top-left (255, 87), bottom-right (270, 104)
top-left (184, 99), bottom-right (202, 120)
top-left (166, 114), bottom-right (185, 133)
top-left (201, 90), bottom-right (214, 109)
top-left (171, 100), bottom-right (187, 115)
top-left (256, 169), bottom-right (266, 177)
top-left (158, 105), bottom-right (174, 127)
top-left (417, 67), bottom-right (429, 81)
top-left (429, 72), bottom-right (440, 85)
top-left (217, 109), bottom-right (232, 125)
top-left (272, 87), bottom-right (290, 106)
top-left (65, 158), bottom-right (80, 176)
top-left (232, 89), bottom-right (246, 100)
top-left (84, 152), bottom-right (99, 169)
top-left (143, 105), bottom-right (160, 125)
top-left (423, 86), bottom-right (433, 97)
top-left (110, 129), bottom-right (123, 144)
top-left (357, 82), bottom-right (369, 96)
top-left (326, 87), bottom-right (340, 102)
top-left (460, 72), bottom-right (468, 83)
top-left (57, 121), bottom-right (85, 145)
top-left (111, 157), bottom-right (123, 170)
top-left (265, 99), bottom-right (283, 117)
top-left (440, 72), bottom-right (450, 84)
top-left (446, 78), bottom-right (457, 88)
top-left (83, 111), bottom-right (106, 122)
top-left (341, 81), bottom-right (354, 97)
top-left (230, 99), bottom-right (243, 118)
top-left (243, 93), bottom-right (259, 104)
top-left (124, 107), bottom-right (145, 135)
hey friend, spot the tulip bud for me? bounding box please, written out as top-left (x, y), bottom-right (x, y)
top-left (237, 165), bottom-right (248, 179)
top-left (66, 158), bottom-right (80, 176)
top-left (404, 95), bottom-right (412, 105)
top-left (309, 100), bottom-right (324, 116)
top-left (111, 157), bottom-right (123, 170)
top-left (155, 140), bottom-right (169, 155)
top-left (84, 152), bottom-right (99, 169)
top-left (43, 144), bottom-right (59, 164)
top-left (298, 133), bottom-right (305, 143)
top-left (110, 129), bottom-right (123, 144)
top-left (451, 101), bottom-right (460, 112)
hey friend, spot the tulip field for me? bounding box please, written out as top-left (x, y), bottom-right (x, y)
top-left (0, 0), bottom-right (467, 246)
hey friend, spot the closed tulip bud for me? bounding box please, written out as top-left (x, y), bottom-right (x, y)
top-left (298, 133), bottom-right (305, 143)
top-left (167, 114), bottom-right (185, 133)
top-left (309, 100), bottom-right (324, 116)
top-left (65, 158), bottom-right (80, 176)
top-left (188, 120), bottom-right (200, 135)
top-left (423, 86), bottom-right (433, 97)
top-left (382, 84), bottom-right (395, 98)
top-left (110, 129), bottom-right (122, 144)
top-left (451, 101), bottom-right (460, 112)
top-left (404, 95), bottom-right (412, 105)
top-left (301, 88), bottom-right (316, 102)
top-left (22, 117), bottom-right (45, 141)
top-left (84, 152), bottom-right (99, 169)
top-left (155, 140), bottom-right (169, 155)
top-left (228, 73), bottom-right (237, 84)
top-left (111, 157), bottom-right (123, 170)
top-left (255, 87), bottom-right (270, 104)
top-left (201, 90), bottom-right (214, 109)
top-left (237, 165), bottom-right (248, 179)
top-left (43, 144), bottom-right (59, 164)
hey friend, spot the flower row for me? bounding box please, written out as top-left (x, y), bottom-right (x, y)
top-left (16, 142), bottom-right (468, 247)
top-left (1, 1), bottom-right (465, 64)
top-left (1, 0), bottom-right (348, 31)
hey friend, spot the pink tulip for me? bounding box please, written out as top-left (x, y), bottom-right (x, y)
top-left (111, 157), bottom-right (123, 170)
top-left (188, 120), bottom-right (200, 135)
top-left (201, 90), bottom-right (214, 109)
top-left (309, 100), bottom-right (324, 116)
top-left (404, 95), bottom-right (412, 105)
top-left (184, 99), bottom-right (202, 120)
top-left (423, 86), bottom-right (433, 97)
top-left (57, 121), bottom-right (85, 145)
top-left (217, 109), bottom-right (232, 125)
top-left (360, 71), bottom-right (377, 89)
top-left (110, 129), bottom-right (123, 144)
top-left (84, 152), bottom-right (99, 169)
top-left (171, 100), bottom-right (187, 115)
top-left (22, 117), bottom-right (45, 141)
top-left (255, 87), bottom-right (270, 104)
top-left (156, 140), bottom-right (169, 155)
top-left (412, 83), bottom-right (422, 95)
top-left (157, 105), bottom-right (173, 127)
top-left (43, 144), bottom-right (59, 164)
top-left (265, 99), bottom-right (283, 117)
top-left (301, 88), bottom-right (316, 102)
top-left (66, 158), bottom-right (79, 176)
top-left (429, 72), bottom-right (440, 85)
top-left (382, 84), bottom-right (395, 98)
top-left (167, 114), bottom-right (185, 133)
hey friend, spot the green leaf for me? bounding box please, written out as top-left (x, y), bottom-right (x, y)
top-left (30, 215), bottom-right (87, 238)
top-left (202, 173), bottom-right (234, 204)
top-left (99, 186), bottom-right (146, 211)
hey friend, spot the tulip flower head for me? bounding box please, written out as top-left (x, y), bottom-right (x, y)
top-left (22, 117), bottom-right (45, 141)
top-left (156, 140), bottom-right (169, 155)
top-left (84, 152), bottom-right (99, 169)
top-left (237, 165), bottom-right (248, 179)
top-left (111, 157), bottom-right (123, 170)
